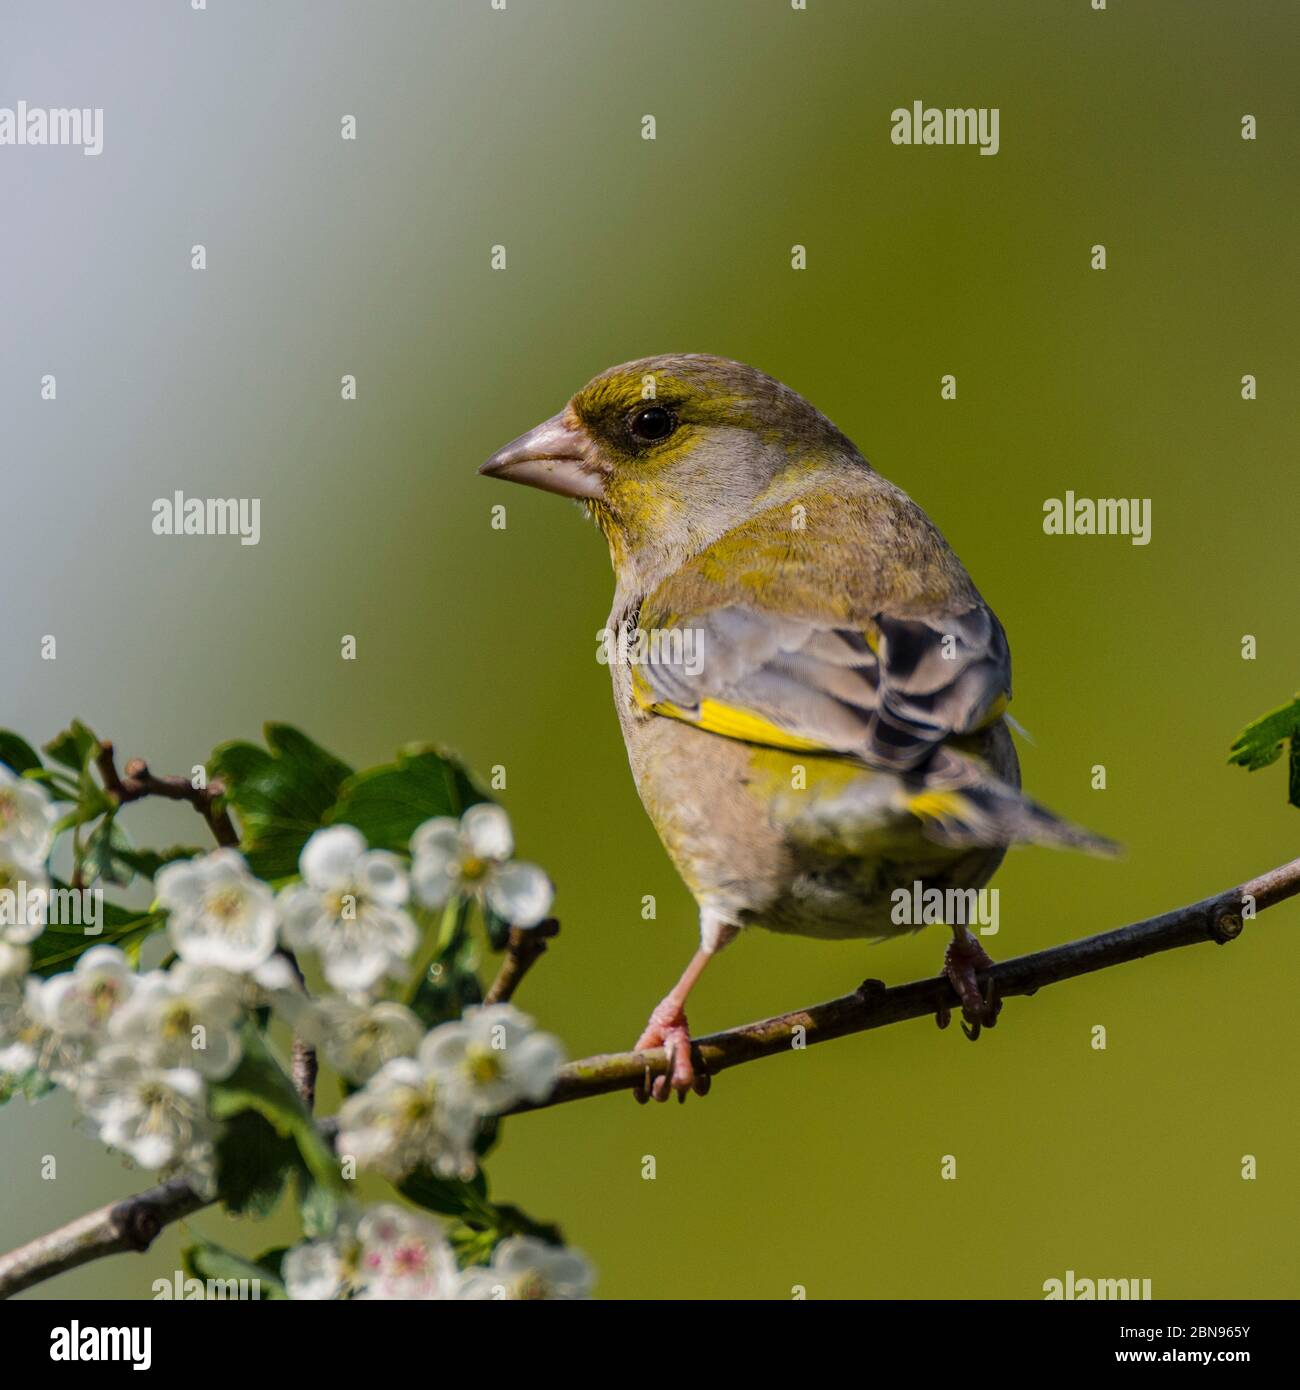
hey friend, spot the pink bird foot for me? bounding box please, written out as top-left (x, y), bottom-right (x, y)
top-left (937, 928), bottom-right (1002, 1041)
top-left (632, 999), bottom-right (710, 1103)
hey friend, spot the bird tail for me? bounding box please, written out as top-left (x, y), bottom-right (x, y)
top-left (905, 752), bottom-right (1120, 857)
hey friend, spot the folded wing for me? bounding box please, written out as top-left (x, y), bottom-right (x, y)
top-left (632, 591), bottom-right (1011, 772)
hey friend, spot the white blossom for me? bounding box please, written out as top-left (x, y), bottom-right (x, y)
top-left (0, 848), bottom-right (48, 945)
top-left (0, 950), bottom-right (40, 1076)
top-left (420, 1004), bottom-right (563, 1115)
top-left (289, 995), bottom-right (422, 1084)
top-left (283, 1237), bottom-right (349, 1301)
top-left (5, 947), bottom-right (137, 1083)
top-left (156, 849), bottom-right (277, 975)
top-left (0, 949), bottom-right (88, 1081)
top-left (32, 945), bottom-right (137, 1042)
top-left (0, 941), bottom-right (29, 987)
top-left (284, 1204), bottom-right (459, 1301)
top-left (109, 963), bottom-right (243, 1079)
top-left (353, 1204), bottom-right (459, 1301)
top-left (335, 1054), bottom-right (476, 1182)
top-left (456, 1235), bottom-right (594, 1301)
top-left (77, 1046), bottom-right (217, 1190)
top-left (277, 827), bottom-right (417, 992)
top-left (410, 805), bottom-right (552, 928)
top-left (0, 765), bottom-right (58, 868)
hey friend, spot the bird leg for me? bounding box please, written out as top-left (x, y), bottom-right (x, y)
top-left (937, 925), bottom-right (1002, 1041)
top-left (633, 946), bottom-right (716, 1104)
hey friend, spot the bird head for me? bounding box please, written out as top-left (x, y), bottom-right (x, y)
top-left (480, 354), bottom-right (860, 585)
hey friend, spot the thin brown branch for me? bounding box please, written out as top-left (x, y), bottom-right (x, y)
top-left (2, 855), bottom-right (1298, 1299)
top-left (483, 919), bottom-right (561, 1006)
top-left (506, 855), bottom-right (1300, 1112)
top-left (95, 740), bottom-right (238, 848)
top-left (0, 1177), bottom-right (206, 1298)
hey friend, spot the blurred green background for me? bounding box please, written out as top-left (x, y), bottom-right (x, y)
top-left (3, 0), bottom-right (1298, 1299)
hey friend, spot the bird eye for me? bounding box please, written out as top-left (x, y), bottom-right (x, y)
top-left (627, 405), bottom-right (676, 444)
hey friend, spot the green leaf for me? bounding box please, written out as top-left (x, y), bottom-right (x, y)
top-left (80, 814), bottom-right (199, 888)
top-left (213, 1114), bottom-right (339, 1235)
top-left (489, 1202), bottom-right (565, 1245)
top-left (402, 1162), bottom-right (564, 1257)
top-left (1229, 695), bottom-right (1300, 809)
top-left (112, 843), bottom-right (206, 881)
top-left (181, 1238), bottom-right (287, 1300)
top-left (483, 903), bottom-right (512, 952)
top-left (22, 767), bottom-right (79, 800)
top-left (208, 724), bottom-right (353, 878)
top-left (82, 814), bottom-right (135, 887)
top-left (254, 1247), bottom-right (289, 1282)
top-left (52, 791), bottom-right (112, 835)
top-left (400, 1166), bottom-right (492, 1223)
top-left (325, 744), bottom-right (487, 853)
top-left (407, 899), bottom-right (482, 1029)
top-left (42, 720), bottom-right (100, 773)
top-left (296, 1173), bottom-right (339, 1239)
top-left (211, 1109), bottom-right (299, 1219)
top-left (0, 731), bottom-right (42, 775)
top-left (474, 1115), bottom-right (502, 1160)
top-left (27, 895), bottom-right (164, 978)
top-left (210, 1027), bottom-right (344, 1203)
top-left (1229, 695), bottom-right (1300, 771)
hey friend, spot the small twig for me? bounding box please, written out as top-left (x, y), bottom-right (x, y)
top-left (96, 741), bottom-right (318, 1109)
top-left (3, 855), bottom-right (1299, 1299)
top-left (277, 949), bottom-right (318, 1112)
top-left (483, 919), bottom-right (560, 1006)
top-left (95, 741), bottom-right (238, 849)
top-left (291, 1036), bottom-right (318, 1112)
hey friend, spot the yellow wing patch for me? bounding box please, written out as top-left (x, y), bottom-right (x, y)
top-left (632, 671), bottom-right (829, 752)
top-left (907, 789), bottom-right (967, 821)
top-left (690, 699), bottom-right (828, 750)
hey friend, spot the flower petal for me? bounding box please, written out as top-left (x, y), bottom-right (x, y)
top-left (409, 818), bottom-right (460, 860)
top-left (357, 851), bottom-right (410, 908)
top-left (485, 861), bottom-right (553, 928)
top-left (461, 804), bottom-right (513, 862)
top-left (275, 884), bottom-right (325, 949)
top-left (320, 936), bottom-right (390, 993)
top-left (300, 825), bottom-right (366, 889)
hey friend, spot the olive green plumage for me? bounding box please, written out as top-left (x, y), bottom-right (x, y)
top-left (483, 354), bottom-right (1115, 952)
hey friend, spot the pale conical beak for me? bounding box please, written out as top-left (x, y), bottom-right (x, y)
top-left (478, 412), bottom-right (605, 501)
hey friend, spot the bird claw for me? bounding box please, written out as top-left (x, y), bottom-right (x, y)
top-left (941, 930), bottom-right (1002, 1042)
top-left (632, 1004), bottom-right (705, 1102)
top-left (959, 976), bottom-right (1002, 1041)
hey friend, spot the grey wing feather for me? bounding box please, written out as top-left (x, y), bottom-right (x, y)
top-left (635, 601), bottom-right (1011, 771)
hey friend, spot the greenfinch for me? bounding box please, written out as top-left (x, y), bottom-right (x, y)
top-left (481, 355), bottom-right (1114, 1100)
